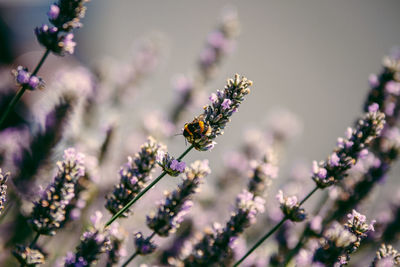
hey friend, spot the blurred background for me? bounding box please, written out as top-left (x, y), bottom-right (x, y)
top-left (0, 0), bottom-right (400, 266)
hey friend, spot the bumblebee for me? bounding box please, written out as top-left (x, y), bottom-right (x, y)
top-left (183, 115), bottom-right (212, 142)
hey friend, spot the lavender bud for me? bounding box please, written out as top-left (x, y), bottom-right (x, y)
top-left (13, 245), bottom-right (45, 266)
top-left (58, 33), bottom-right (77, 55)
top-left (157, 150), bottom-right (186, 177)
top-left (371, 244), bottom-right (400, 267)
top-left (183, 74), bottom-right (252, 151)
top-left (65, 211), bottom-right (111, 266)
top-left (35, 24), bottom-right (60, 53)
top-left (147, 160), bottom-right (210, 237)
top-left (312, 107), bottom-right (385, 188)
top-left (276, 190), bottom-right (307, 222)
top-left (105, 137), bottom-right (163, 216)
top-left (134, 232), bottom-right (157, 255)
top-left (15, 66), bottom-right (30, 84)
top-left (47, 4), bottom-right (60, 20)
top-left (29, 148), bottom-right (85, 235)
top-left (0, 168), bottom-right (9, 215)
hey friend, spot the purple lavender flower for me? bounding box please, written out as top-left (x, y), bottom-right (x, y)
top-left (147, 160), bottom-right (210, 237)
top-left (312, 107), bottom-right (385, 188)
top-left (29, 148), bottom-right (85, 236)
top-left (371, 244), bottom-right (400, 267)
top-left (36, 0), bottom-right (89, 55)
top-left (183, 189), bottom-right (265, 265)
top-left (105, 137), bottom-right (163, 216)
top-left (64, 211), bottom-right (111, 267)
top-left (48, 0), bottom-right (88, 31)
top-left (0, 168), bottom-right (9, 215)
top-left (133, 232), bottom-right (157, 255)
top-left (12, 66), bottom-right (44, 90)
top-left (48, 4), bottom-right (60, 20)
top-left (106, 223), bottom-right (127, 267)
top-left (183, 74), bottom-right (252, 151)
top-left (247, 151), bottom-right (278, 197)
top-left (276, 190), bottom-right (307, 222)
top-left (170, 10), bottom-right (239, 123)
top-left (313, 210), bottom-right (375, 266)
top-left (59, 33), bottom-right (77, 55)
top-left (157, 150), bottom-right (186, 177)
top-left (13, 245), bottom-right (45, 266)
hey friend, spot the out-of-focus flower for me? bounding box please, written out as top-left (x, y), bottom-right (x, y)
top-left (276, 190), bottom-right (306, 222)
top-left (0, 168), bottom-right (9, 215)
top-left (29, 148), bottom-right (85, 236)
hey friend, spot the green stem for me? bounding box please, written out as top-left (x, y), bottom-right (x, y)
top-left (234, 186), bottom-right (319, 266)
top-left (105, 145), bottom-right (194, 227)
top-left (0, 49), bottom-right (50, 129)
top-left (121, 232), bottom-right (156, 267)
top-left (29, 232), bottom-right (41, 248)
top-left (234, 217), bottom-right (287, 267)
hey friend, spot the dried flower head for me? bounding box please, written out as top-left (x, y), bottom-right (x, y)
top-left (183, 74), bottom-right (252, 151)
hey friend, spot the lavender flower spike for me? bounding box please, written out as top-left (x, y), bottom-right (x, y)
top-left (312, 106), bottom-right (385, 188)
top-left (371, 244), bottom-right (400, 266)
top-left (183, 190), bottom-right (265, 265)
top-left (0, 168), bottom-right (10, 215)
top-left (313, 210), bottom-right (375, 266)
top-left (147, 160), bottom-right (211, 237)
top-left (183, 74), bottom-right (252, 151)
top-left (64, 211), bottom-right (111, 267)
top-left (105, 137), bottom-right (163, 216)
top-left (29, 148), bottom-right (85, 236)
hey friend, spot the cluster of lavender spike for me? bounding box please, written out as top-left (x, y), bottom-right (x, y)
top-left (2, 1), bottom-right (400, 266)
top-left (127, 160), bottom-right (210, 262)
top-left (181, 190), bottom-right (265, 266)
top-left (64, 211), bottom-right (111, 266)
top-left (105, 137), bottom-right (163, 216)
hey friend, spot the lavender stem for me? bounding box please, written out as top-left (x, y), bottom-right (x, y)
top-left (0, 49), bottom-right (50, 129)
top-left (105, 145), bottom-right (194, 227)
top-left (234, 186), bottom-right (318, 266)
